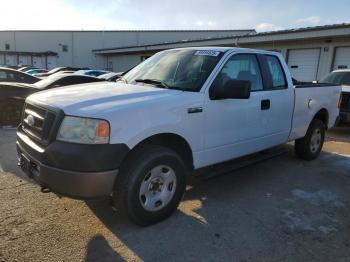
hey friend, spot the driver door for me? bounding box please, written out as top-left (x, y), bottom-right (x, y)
top-left (203, 53), bottom-right (271, 166)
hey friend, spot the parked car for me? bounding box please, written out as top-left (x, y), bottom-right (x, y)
top-left (0, 74), bottom-right (103, 126)
top-left (98, 72), bottom-right (123, 81)
top-left (0, 67), bottom-right (39, 83)
top-left (319, 70), bottom-right (350, 126)
top-left (16, 47), bottom-right (341, 226)
top-left (74, 69), bottom-right (109, 77)
top-left (5, 65), bottom-right (21, 70)
top-left (35, 67), bottom-right (90, 77)
top-left (18, 66), bottom-right (38, 72)
top-left (26, 69), bottom-right (48, 76)
top-left (51, 70), bottom-right (75, 76)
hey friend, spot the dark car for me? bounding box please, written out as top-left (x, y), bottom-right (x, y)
top-left (26, 69), bottom-right (48, 75)
top-left (75, 69), bottom-right (109, 77)
top-left (0, 74), bottom-right (104, 126)
top-left (18, 66), bottom-right (38, 72)
top-left (0, 67), bottom-right (40, 84)
top-left (320, 70), bottom-right (350, 126)
top-left (35, 67), bottom-right (90, 77)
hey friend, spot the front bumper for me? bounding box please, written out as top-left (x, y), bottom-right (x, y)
top-left (16, 129), bottom-right (129, 199)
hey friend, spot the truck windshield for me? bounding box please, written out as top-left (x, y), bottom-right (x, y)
top-left (121, 49), bottom-right (224, 91)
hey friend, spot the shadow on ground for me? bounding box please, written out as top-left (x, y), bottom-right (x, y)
top-left (85, 235), bottom-right (125, 262)
top-left (85, 145), bottom-right (350, 261)
top-left (0, 128), bottom-right (28, 180)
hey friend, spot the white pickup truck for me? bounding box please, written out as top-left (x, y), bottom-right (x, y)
top-left (16, 47), bottom-right (341, 225)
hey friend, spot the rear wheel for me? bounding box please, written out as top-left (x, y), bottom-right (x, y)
top-left (113, 145), bottom-right (187, 226)
top-left (0, 100), bottom-right (24, 127)
top-left (295, 119), bottom-right (325, 160)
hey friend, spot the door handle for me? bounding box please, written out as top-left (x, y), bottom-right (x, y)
top-left (261, 99), bottom-right (270, 110)
top-left (187, 107), bottom-right (203, 114)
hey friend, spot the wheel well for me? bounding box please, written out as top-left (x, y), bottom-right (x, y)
top-left (313, 108), bottom-right (329, 129)
top-left (131, 133), bottom-right (194, 170)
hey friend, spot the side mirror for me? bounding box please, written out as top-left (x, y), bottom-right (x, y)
top-left (210, 80), bottom-right (251, 100)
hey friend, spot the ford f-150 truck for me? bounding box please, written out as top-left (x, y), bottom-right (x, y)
top-left (16, 47), bottom-right (341, 226)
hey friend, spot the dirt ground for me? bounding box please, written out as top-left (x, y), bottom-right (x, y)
top-left (0, 127), bottom-right (350, 262)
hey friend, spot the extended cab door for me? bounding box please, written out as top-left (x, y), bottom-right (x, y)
top-left (202, 52), bottom-right (294, 166)
top-left (258, 54), bottom-right (294, 143)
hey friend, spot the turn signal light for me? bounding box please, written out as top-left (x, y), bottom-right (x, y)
top-left (96, 121), bottom-right (110, 138)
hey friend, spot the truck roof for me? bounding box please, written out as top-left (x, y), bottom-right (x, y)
top-left (170, 46), bottom-right (281, 55)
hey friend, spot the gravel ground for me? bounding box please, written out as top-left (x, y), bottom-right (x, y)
top-left (0, 127), bottom-right (350, 262)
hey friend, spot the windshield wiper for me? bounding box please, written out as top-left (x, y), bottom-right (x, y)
top-left (135, 79), bottom-right (169, 89)
top-left (116, 75), bottom-right (128, 84)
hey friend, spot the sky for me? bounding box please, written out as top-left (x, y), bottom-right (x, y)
top-left (0, 0), bottom-right (349, 32)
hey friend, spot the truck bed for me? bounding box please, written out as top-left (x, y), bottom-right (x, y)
top-left (289, 84), bottom-right (341, 141)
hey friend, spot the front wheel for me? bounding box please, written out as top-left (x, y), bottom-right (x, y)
top-left (113, 145), bottom-right (187, 226)
top-left (295, 119), bottom-right (325, 160)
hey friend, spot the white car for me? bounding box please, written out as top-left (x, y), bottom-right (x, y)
top-left (320, 69), bottom-right (350, 125)
top-left (17, 47), bottom-right (341, 225)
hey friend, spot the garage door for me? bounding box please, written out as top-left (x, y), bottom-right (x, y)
top-left (47, 56), bottom-right (57, 69)
top-left (333, 47), bottom-right (350, 70)
top-left (18, 55), bottom-right (31, 66)
top-left (33, 56), bottom-right (44, 68)
top-left (5, 55), bottom-right (17, 66)
top-left (287, 49), bottom-right (320, 82)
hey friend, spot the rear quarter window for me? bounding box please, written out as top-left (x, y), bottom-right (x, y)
top-left (265, 55), bottom-right (287, 89)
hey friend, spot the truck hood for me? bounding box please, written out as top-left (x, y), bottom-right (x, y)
top-left (26, 82), bottom-right (183, 116)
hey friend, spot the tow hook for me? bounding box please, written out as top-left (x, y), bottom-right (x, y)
top-left (41, 187), bottom-right (51, 193)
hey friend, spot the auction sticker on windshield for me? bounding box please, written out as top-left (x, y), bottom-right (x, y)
top-left (195, 50), bottom-right (221, 56)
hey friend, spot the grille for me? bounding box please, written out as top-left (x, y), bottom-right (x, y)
top-left (22, 103), bottom-right (57, 144)
top-left (340, 92), bottom-right (350, 112)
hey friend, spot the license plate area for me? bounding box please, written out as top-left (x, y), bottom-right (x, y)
top-left (19, 154), bottom-right (39, 178)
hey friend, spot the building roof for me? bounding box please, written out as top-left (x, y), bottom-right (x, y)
top-left (93, 23), bottom-right (350, 55)
top-left (0, 29), bottom-right (254, 33)
top-left (0, 50), bottom-right (57, 56)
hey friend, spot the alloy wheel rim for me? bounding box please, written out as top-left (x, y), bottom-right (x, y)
top-left (310, 128), bottom-right (322, 153)
top-left (139, 165), bottom-right (177, 212)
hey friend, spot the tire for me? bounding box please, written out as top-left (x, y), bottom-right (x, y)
top-left (295, 119), bottom-right (325, 161)
top-left (113, 144), bottom-right (187, 226)
top-left (0, 100), bottom-right (24, 127)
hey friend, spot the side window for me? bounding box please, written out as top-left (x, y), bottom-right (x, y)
top-left (6, 72), bottom-right (16, 81)
top-left (213, 54), bottom-right (263, 91)
top-left (51, 76), bottom-right (94, 87)
top-left (62, 77), bottom-right (80, 85)
top-left (265, 55), bottom-right (287, 89)
top-left (69, 76), bottom-right (94, 84)
top-left (48, 78), bottom-right (66, 88)
top-left (16, 73), bottom-right (26, 82)
top-left (77, 77), bottom-right (99, 84)
top-left (0, 71), bottom-right (7, 80)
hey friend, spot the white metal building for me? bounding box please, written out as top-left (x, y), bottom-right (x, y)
top-left (1, 24), bottom-right (350, 81)
top-left (93, 24), bottom-right (350, 81)
top-left (0, 29), bottom-right (253, 69)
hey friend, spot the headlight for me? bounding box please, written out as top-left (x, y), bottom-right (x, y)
top-left (57, 116), bottom-right (110, 144)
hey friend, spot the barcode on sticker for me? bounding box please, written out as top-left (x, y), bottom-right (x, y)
top-left (195, 50), bottom-right (220, 56)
